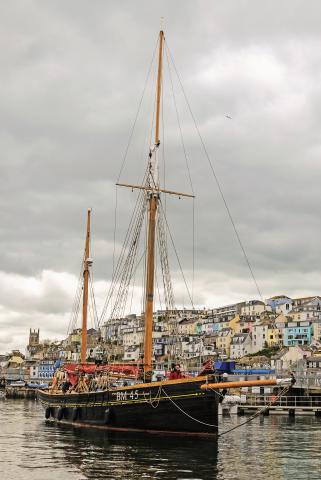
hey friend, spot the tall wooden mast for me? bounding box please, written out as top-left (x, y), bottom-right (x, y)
top-left (143, 31), bottom-right (164, 377)
top-left (81, 208), bottom-right (91, 364)
top-left (115, 30), bottom-right (194, 376)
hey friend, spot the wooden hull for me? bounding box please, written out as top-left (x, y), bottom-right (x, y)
top-left (38, 376), bottom-right (219, 436)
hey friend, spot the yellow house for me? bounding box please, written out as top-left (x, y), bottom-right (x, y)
top-left (216, 328), bottom-right (233, 357)
top-left (70, 329), bottom-right (82, 344)
top-left (178, 318), bottom-right (198, 336)
top-left (229, 314), bottom-right (241, 334)
top-left (266, 327), bottom-right (282, 347)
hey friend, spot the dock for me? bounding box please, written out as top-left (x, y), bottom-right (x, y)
top-left (237, 395), bottom-right (321, 416)
top-left (5, 386), bottom-right (37, 399)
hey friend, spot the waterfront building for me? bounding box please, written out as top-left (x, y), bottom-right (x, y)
top-left (230, 333), bottom-right (252, 359)
top-left (2, 352), bottom-right (27, 382)
top-left (306, 355), bottom-right (321, 370)
top-left (122, 326), bottom-right (144, 348)
top-left (290, 297), bottom-right (321, 324)
top-left (266, 295), bottom-right (293, 314)
top-left (292, 295), bottom-right (321, 308)
top-left (313, 320), bottom-right (321, 343)
top-left (216, 328), bottom-right (233, 357)
top-left (181, 336), bottom-right (203, 360)
top-left (266, 326), bottom-right (282, 347)
top-left (241, 300), bottom-right (266, 317)
top-left (123, 345), bottom-right (140, 361)
top-left (228, 314), bottom-right (241, 333)
top-left (271, 346), bottom-right (312, 371)
top-left (283, 321), bottom-right (313, 346)
top-left (252, 322), bottom-right (269, 352)
top-left (208, 302), bottom-right (245, 323)
top-left (178, 317), bottom-right (200, 336)
top-left (203, 334), bottom-right (218, 351)
top-left (29, 359), bottom-right (55, 381)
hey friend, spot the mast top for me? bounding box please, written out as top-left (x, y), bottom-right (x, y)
top-left (154, 29), bottom-right (164, 149)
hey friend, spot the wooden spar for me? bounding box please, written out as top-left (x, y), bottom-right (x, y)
top-left (143, 31), bottom-right (164, 377)
top-left (80, 208), bottom-right (91, 364)
top-left (200, 379), bottom-right (278, 390)
top-left (116, 182), bottom-right (195, 198)
top-left (155, 30), bottom-right (164, 146)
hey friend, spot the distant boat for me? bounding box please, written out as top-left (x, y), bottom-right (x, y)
top-left (8, 380), bottom-right (25, 388)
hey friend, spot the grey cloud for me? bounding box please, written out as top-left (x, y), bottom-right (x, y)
top-left (1, 1), bottom-right (321, 351)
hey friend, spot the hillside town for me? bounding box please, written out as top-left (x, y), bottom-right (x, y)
top-left (1, 294), bottom-right (321, 384)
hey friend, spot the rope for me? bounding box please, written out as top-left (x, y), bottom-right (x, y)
top-left (157, 383), bottom-right (293, 435)
top-left (110, 36), bottom-right (158, 312)
top-left (143, 384), bottom-right (163, 409)
top-left (158, 198), bottom-right (194, 309)
top-left (165, 44), bottom-right (196, 303)
top-left (165, 42), bottom-right (263, 301)
top-left (218, 384), bottom-right (291, 437)
top-left (161, 388), bottom-right (219, 428)
top-left (99, 170), bottom-right (149, 325)
top-left (116, 39), bottom-right (158, 184)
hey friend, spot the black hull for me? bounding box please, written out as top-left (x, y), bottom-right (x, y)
top-left (38, 377), bottom-right (219, 436)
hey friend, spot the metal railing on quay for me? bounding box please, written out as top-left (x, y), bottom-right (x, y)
top-left (245, 395), bottom-right (321, 408)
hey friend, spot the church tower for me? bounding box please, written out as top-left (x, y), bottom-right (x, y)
top-left (28, 328), bottom-right (40, 354)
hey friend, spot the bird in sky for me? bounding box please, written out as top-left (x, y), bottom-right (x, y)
top-left (225, 115), bottom-right (232, 119)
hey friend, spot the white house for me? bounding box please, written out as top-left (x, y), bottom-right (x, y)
top-left (252, 322), bottom-right (269, 352)
top-left (230, 333), bottom-right (252, 359)
top-left (271, 346), bottom-right (312, 371)
top-left (123, 345), bottom-right (141, 361)
top-left (241, 300), bottom-right (266, 317)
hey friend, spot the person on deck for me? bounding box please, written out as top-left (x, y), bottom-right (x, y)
top-left (169, 363), bottom-right (184, 380)
top-left (61, 380), bottom-right (72, 394)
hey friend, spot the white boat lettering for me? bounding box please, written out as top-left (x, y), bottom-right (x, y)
top-left (116, 389), bottom-right (139, 401)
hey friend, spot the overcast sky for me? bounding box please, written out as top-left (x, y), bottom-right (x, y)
top-left (1, 0), bottom-right (321, 353)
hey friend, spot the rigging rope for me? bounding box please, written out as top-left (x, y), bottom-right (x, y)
top-left (218, 384), bottom-right (291, 437)
top-left (99, 169), bottom-right (149, 325)
top-left (161, 388), bottom-right (219, 427)
top-left (159, 382), bottom-right (292, 435)
top-left (165, 42), bottom-right (263, 301)
top-left (67, 250), bottom-right (86, 335)
top-left (158, 198), bottom-right (194, 309)
top-left (112, 37), bottom-right (158, 284)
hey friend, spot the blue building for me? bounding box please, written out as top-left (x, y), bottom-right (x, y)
top-left (37, 360), bottom-right (55, 380)
top-left (283, 322), bottom-right (313, 346)
top-left (266, 295), bottom-right (293, 313)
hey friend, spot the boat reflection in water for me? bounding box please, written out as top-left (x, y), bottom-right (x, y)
top-left (2, 400), bottom-right (320, 480)
top-left (45, 420), bottom-right (219, 480)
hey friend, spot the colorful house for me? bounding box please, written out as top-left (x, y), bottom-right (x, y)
top-left (283, 322), bottom-right (313, 346)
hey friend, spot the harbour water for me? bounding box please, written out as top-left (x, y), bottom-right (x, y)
top-left (1, 399), bottom-right (320, 480)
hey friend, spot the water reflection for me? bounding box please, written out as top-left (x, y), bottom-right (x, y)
top-left (44, 421), bottom-right (219, 479)
top-left (1, 400), bottom-right (321, 480)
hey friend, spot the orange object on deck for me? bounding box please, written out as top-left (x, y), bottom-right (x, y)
top-left (201, 379), bottom-right (278, 390)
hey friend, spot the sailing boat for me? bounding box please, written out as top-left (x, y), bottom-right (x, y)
top-left (38, 30), bottom-right (221, 436)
